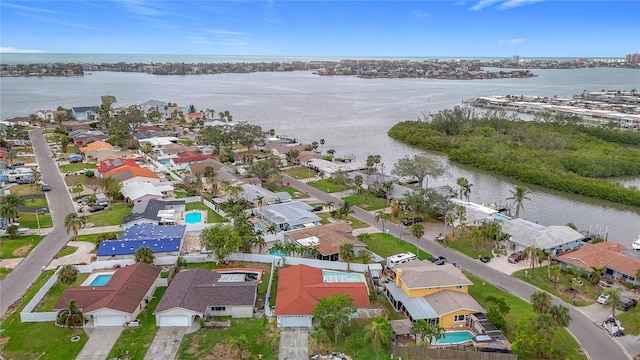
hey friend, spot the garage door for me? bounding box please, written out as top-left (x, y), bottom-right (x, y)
top-left (158, 315), bottom-right (191, 327)
top-left (96, 315), bottom-right (126, 327)
top-left (280, 316), bottom-right (312, 328)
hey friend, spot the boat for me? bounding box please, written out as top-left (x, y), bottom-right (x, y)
top-left (632, 235), bottom-right (640, 251)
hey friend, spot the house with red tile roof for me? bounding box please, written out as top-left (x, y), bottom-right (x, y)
top-left (284, 222), bottom-right (368, 261)
top-left (102, 165), bottom-right (160, 185)
top-left (274, 264), bottom-right (370, 328)
top-left (171, 151), bottom-right (214, 168)
top-left (54, 263), bottom-right (161, 327)
top-left (183, 112), bottom-right (206, 122)
top-left (97, 158), bottom-right (138, 175)
top-left (557, 242), bottom-right (640, 285)
top-left (80, 141), bottom-right (114, 153)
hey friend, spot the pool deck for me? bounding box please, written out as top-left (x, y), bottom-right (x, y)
top-left (81, 270), bottom-right (115, 286)
top-left (179, 209), bottom-right (207, 225)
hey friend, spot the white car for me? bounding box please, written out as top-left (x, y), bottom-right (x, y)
top-left (597, 293), bottom-right (611, 305)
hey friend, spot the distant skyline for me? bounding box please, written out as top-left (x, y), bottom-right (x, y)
top-left (1, 1), bottom-right (638, 58)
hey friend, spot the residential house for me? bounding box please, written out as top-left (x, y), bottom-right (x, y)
top-left (500, 218), bottom-right (584, 255)
top-left (96, 223), bottom-right (186, 260)
top-left (450, 199), bottom-right (499, 227)
top-left (265, 142), bottom-right (309, 160)
top-left (79, 141), bottom-right (114, 157)
top-left (384, 260), bottom-right (484, 329)
top-left (186, 158), bottom-right (229, 177)
top-left (183, 112), bottom-right (206, 122)
top-left (102, 165), bottom-right (160, 185)
top-left (249, 201), bottom-right (321, 233)
top-left (122, 199), bottom-right (185, 228)
top-left (307, 158), bottom-right (368, 178)
top-left (70, 131), bottom-right (109, 146)
top-left (139, 100), bottom-right (166, 114)
top-left (97, 158), bottom-right (138, 177)
top-left (204, 119), bottom-right (235, 128)
top-left (120, 181), bottom-right (174, 204)
top-left (71, 106), bottom-right (99, 121)
top-left (557, 242), bottom-right (640, 285)
top-left (274, 264), bottom-right (370, 327)
top-left (240, 183), bottom-right (292, 206)
top-left (35, 109), bottom-right (59, 123)
top-left (284, 222), bottom-right (367, 261)
top-left (54, 263), bottom-right (161, 326)
top-left (171, 151), bottom-right (214, 169)
top-left (153, 268), bottom-right (259, 326)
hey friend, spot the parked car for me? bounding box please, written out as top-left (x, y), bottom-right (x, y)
top-left (402, 217), bottom-right (423, 226)
top-left (76, 196), bottom-right (90, 204)
top-left (618, 297), bottom-right (637, 311)
top-left (42, 183), bottom-right (51, 191)
top-left (507, 251), bottom-right (523, 264)
top-left (597, 293), bottom-right (611, 305)
top-left (88, 205), bottom-right (104, 213)
top-left (602, 317), bottom-right (625, 337)
top-left (311, 205), bottom-right (323, 212)
top-left (479, 255), bottom-right (491, 263)
top-left (432, 256), bottom-right (447, 265)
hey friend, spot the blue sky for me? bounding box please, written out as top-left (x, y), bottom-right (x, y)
top-left (1, 1), bottom-right (638, 57)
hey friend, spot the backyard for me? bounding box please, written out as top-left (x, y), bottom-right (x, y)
top-left (184, 202), bottom-right (227, 223)
top-left (17, 211), bottom-right (53, 229)
top-left (306, 178), bottom-right (351, 193)
top-left (34, 272), bottom-right (91, 311)
top-left (84, 203), bottom-right (132, 226)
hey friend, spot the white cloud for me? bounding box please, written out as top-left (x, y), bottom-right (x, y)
top-left (469, 0), bottom-right (502, 11)
top-left (204, 29), bottom-right (247, 36)
top-left (117, 0), bottom-right (163, 16)
top-left (412, 9), bottom-right (430, 18)
top-left (1, 2), bottom-right (60, 14)
top-left (498, 38), bottom-right (525, 44)
top-left (500, 0), bottom-right (545, 9)
top-left (0, 47), bottom-right (45, 53)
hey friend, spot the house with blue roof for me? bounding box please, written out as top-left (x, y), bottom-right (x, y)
top-left (96, 223), bottom-right (186, 260)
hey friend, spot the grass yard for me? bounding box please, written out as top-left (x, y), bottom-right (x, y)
top-left (0, 270), bottom-right (89, 360)
top-left (1, 235), bottom-right (44, 259)
top-left (341, 194), bottom-right (388, 211)
top-left (55, 245), bottom-right (78, 258)
top-left (7, 184), bottom-right (42, 196)
top-left (34, 272), bottom-right (90, 311)
top-left (441, 234), bottom-right (494, 260)
top-left (276, 186), bottom-right (309, 199)
top-left (467, 274), bottom-right (587, 360)
top-left (17, 211), bottom-right (53, 229)
top-left (64, 174), bottom-right (89, 186)
top-left (178, 318), bottom-right (277, 360)
top-left (282, 166), bottom-right (318, 179)
top-left (617, 306), bottom-right (640, 335)
top-left (359, 232), bottom-right (433, 260)
top-left (0, 267), bottom-right (11, 280)
top-left (84, 203), bottom-right (131, 226)
top-left (24, 197), bottom-right (48, 209)
top-left (185, 202), bottom-right (228, 223)
top-left (107, 287), bottom-right (167, 360)
top-left (314, 213), bottom-right (369, 229)
top-left (75, 232), bottom-right (121, 247)
top-left (59, 162), bottom-right (97, 173)
top-left (306, 178), bottom-right (351, 193)
top-left (331, 319), bottom-right (392, 360)
top-left (512, 267), bottom-right (596, 306)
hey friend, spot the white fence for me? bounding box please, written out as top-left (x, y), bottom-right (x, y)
top-left (76, 259), bottom-right (135, 273)
top-left (20, 268), bottom-right (61, 322)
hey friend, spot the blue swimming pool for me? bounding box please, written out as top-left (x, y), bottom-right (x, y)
top-left (89, 274), bottom-right (113, 286)
top-left (434, 331), bottom-right (474, 345)
top-left (185, 212), bottom-right (202, 224)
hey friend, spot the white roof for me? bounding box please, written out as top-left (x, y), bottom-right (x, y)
top-left (308, 158), bottom-right (368, 174)
top-left (501, 218), bottom-right (585, 250)
top-left (121, 181), bottom-right (164, 201)
top-left (138, 137), bottom-right (179, 146)
top-left (450, 199), bottom-right (498, 224)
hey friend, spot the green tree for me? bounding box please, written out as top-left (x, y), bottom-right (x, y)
top-left (589, 266), bottom-right (605, 286)
top-left (134, 246), bottom-right (155, 264)
top-left (485, 295), bottom-right (510, 331)
top-left (339, 243), bottom-right (355, 271)
top-left (424, 323), bottom-right (446, 346)
top-left (530, 291), bottom-right (552, 314)
top-left (365, 317), bottom-right (392, 360)
top-left (0, 202), bottom-right (19, 225)
top-left (375, 210), bottom-right (386, 233)
top-left (605, 288), bottom-right (622, 318)
top-left (56, 299), bottom-right (84, 340)
top-left (410, 222), bottom-right (424, 257)
top-left (225, 334), bottom-right (249, 360)
top-left (392, 153), bottom-right (445, 189)
top-left (507, 185), bottom-right (531, 218)
top-left (100, 177), bottom-right (122, 202)
top-left (357, 248), bottom-right (373, 264)
top-left (202, 225), bottom-right (241, 264)
top-left (310, 327), bottom-right (329, 355)
top-left (5, 151), bottom-right (17, 165)
top-left (548, 304), bottom-right (572, 328)
top-left (64, 212), bottom-right (87, 238)
top-left (285, 149), bottom-right (300, 165)
top-left (512, 316), bottom-right (552, 358)
top-left (312, 294), bottom-right (357, 345)
top-left (411, 319), bottom-right (430, 345)
top-left (58, 264), bottom-right (78, 286)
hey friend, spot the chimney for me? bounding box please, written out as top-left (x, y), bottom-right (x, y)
top-left (395, 268), bottom-right (403, 287)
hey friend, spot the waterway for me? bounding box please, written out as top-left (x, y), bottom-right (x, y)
top-left (1, 66), bottom-right (639, 246)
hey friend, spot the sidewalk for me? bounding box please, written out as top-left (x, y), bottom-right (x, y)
top-left (46, 241), bottom-right (96, 270)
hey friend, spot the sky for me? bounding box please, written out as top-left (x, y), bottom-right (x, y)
top-left (0, 0), bottom-right (638, 58)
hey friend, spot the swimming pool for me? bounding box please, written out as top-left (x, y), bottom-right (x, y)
top-left (434, 330), bottom-right (474, 345)
top-left (89, 274), bottom-right (113, 286)
top-left (185, 212), bottom-right (202, 224)
top-left (322, 270), bottom-right (365, 283)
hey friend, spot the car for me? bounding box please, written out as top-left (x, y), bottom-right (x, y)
top-left (597, 293), bottom-right (611, 305)
top-left (619, 297), bottom-right (637, 311)
top-left (13, 161), bottom-right (25, 167)
top-left (479, 255), bottom-right (491, 263)
top-left (402, 217), bottom-right (423, 226)
top-left (507, 251), bottom-right (523, 264)
top-left (42, 183), bottom-right (51, 191)
top-left (88, 205), bottom-right (104, 213)
top-left (76, 196), bottom-right (90, 204)
top-left (432, 256), bottom-right (447, 265)
top-left (311, 205), bottom-right (323, 212)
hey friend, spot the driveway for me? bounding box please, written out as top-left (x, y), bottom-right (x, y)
top-left (76, 326), bottom-right (124, 360)
top-left (143, 326), bottom-right (190, 360)
top-left (279, 327), bottom-right (309, 360)
top-left (484, 253), bottom-right (531, 275)
top-left (46, 241), bottom-right (96, 270)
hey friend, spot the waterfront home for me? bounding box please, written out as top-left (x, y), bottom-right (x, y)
top-left (122, 198), bottom-right (184, 228)
top-left (96, 223), bottom-right (186, 260)
top-left (384, 260), bottom-right (484, 329)
top-left (71, 106), bottom-right (99, 121)
top-left (500, 218), bottom-right (584, 255)
top-left (239, 183), bottom-right (292, 206)
top-left (557, 242), bottom-right (640, 285)
top-left (307, 158), bottom-right (368, 178)
top-left (450, 199), bottom-right (499, 227)
top-left (248, 200), bottom-right (321, 233)
top-left (153, 268), bottom-right (258, 326)
top-left (284, 222), bottom-right (367, 261)
top-left (54, 263), bottom-right (161, 327)
top-left (274, 264), bottom-right (370, 328)
top-left (139, 100), bottom-right (166, 114)
top-left (170, 151), bottom-right (214, 168)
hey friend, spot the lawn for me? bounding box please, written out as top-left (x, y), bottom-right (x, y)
top-left (34, 272), bottom-right (90, 311)
top-left (24, 197), bottom-right (48, 209)
top-left (55, 245), bottom-right (78, 258)
top-left (0, 270), bottom-right (89, 360)
top-left (59, 162), bottom-right (97, 173)
top-left (359, 232), bottom-right (433, 260)
top-left (617, 306), bottom-right (640, 335)
top-left (282, 166), bottom-right (318, 179)
top-left (75, 232), bottom-right (121, 247)
top-left (64, 174), bottom-right (89, 186)
top-left (276, 186), bottom-right (310, 199)
top-left (178, 318), bottom-right (277, 360)
top-left (315, 213), bottom-right (370, 229)
top-left (467, 273), bottom-right (587, 360)
top-left (512, 266), bottom-right (596, 306)
top-left (341, 194), bottom-right (388, 211)
top-left (0, 267), bottom-right (11, 280)
top-left (185, 202), bottom-right (228, 223)
top-left (17, 211), bottom-right (53, 229)
top-left (306, 178), bottom-right (351, 193)
top-left (441, 234), bottom-right (494, 260)
top-left (84, 203), bottom-right (132, 226)
top-left (107, 287), bottom-right (167, 360)
top-left (7, 184), bottom-right (42, 196)
top-left (331, 318), bottom-right (392, 360)
top-left (1, 235), bottom-right (44, 258)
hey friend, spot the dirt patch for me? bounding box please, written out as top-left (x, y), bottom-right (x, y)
top-left (13, 244), bottom-right (33, 257)
top-left (184, 334), bottom-right (249, 359)
top-left (559, 288), bottom-right (591, 303)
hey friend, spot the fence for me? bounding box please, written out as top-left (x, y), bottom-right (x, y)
top-left (20, 267), bottom-right (61, 322)
top-left (391, 346), bottom-right (517, 360)
top-left (76, 259), bottom-right (135, 273)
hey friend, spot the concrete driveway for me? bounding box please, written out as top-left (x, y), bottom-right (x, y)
top-left (46, 241), bottom-right (95, 270)
top-left (279, 327), bottom-right (309, 360)
top-left (76, 326), bottom-right (124, 360)
top-left (143, 326), bottom-right (190, 360)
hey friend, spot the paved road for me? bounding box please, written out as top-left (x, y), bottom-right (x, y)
top-left (0, 128), bottom-right (75, 316)
top-left (283, 174), bottom-right (632, 360)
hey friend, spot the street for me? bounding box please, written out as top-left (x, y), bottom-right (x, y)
top-left (283, 174), bottom-right (633, 360)
top-left (0, 128), bottom-right (75, 316)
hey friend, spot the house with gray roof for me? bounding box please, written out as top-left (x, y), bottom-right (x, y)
top-left (240, 183), bottom-right (292, 206)
top-left (249, 200), bottom-right (321, 232)
top-left (122, 199), bottom-right (185, 228)
top-left (500, 218), bottom-right (584, 255)
top-left (71, 106), bottom-right (98, 120)
top-left (153, 268), bottom-right (258, 326)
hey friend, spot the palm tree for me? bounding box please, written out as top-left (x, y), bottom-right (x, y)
top-left (507, 185), bottom-right (531, 218)
top-left (31, 168), bottom-right (42, 189)
top-left (338, 200), bottom-right (354, 220)
top-left (444, 212), bottom-right (456, 234)
top-left (375, 210), bottom-right (386, 233)
top-left (266, 224), bottom-right (278, 236)
top-left (456, 177), bottom-right (468, 200)
top-left (0, 202), bottom-right (19, 225)
top-left (339, 243), bottom-right (355, 271)
top-left (365, 317), bottom-right (392, 360)
top-left (58, 264), bottom-right (78, 286)
top-left (411, 319), bottom-right (429, 344)
top-left (319, 138), bottom-right (325, 154)
top-left (382, 181), bottom-right (394, 205)
top-left (56, 299), bottom-right (84, 340)
top-left (410, 222), bottom-right (424, 257)
top-left (550, 264), bottom-right (562, 289)
top-left (549, 304), bottom-right (572, 327)
top-left (254, 229), bottom-right (267, 254)
top-left (310, 327), bottom-right (329, 355)
top-left (64, 212), bottom-right (87, 239)
top-left (455, 205), bottom-right (467, 235)
top-left (324, 201), bottom-right (334, 211)
top-left (531, 291), bottom-right (552, 314)
top-left (353, 175), bottom-right (364, 195)
top-left (357, 249), bottom-right (373, 264)
top-left (226, 334), bottom-right (249, 360)
top-left (424, 323), bottom-right (446, 346)
top-left (590, 266), bottom-right (605, 286)
top-left (390, 199), bottom-right (401, 219)
top-left (605, 288), bottom-right (621, 318)
top-left (135, 246), bottom-right (155, 264)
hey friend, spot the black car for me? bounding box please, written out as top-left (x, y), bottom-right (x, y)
top-left (402, 217), bottom-right (423, 226)
top-left (88, 205), bottom-right (104, 213)
top-left (432, 256), bottom-right (447, 265)
top-left (619, 297), bottom-right (637, 311)
top-left (311, 205), bottom-right (323, 212)
top-left (479, 255), bottom-right (491, 263)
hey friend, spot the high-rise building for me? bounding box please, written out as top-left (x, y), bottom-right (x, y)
top-left (512, 55), bottom-right (520, 63)
top-left (625, 53), bottom-right (640, 63)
